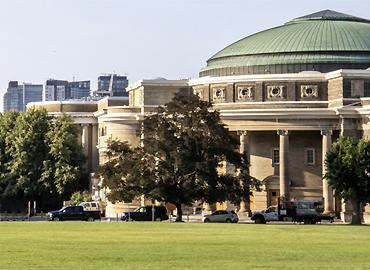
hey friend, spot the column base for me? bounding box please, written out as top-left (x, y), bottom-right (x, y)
top-left (238, 210), bottom-right (252, 218)
top-left (340, 211), bottom-right (352, 223)
top-left (340, 211), bottom-right (365, 223)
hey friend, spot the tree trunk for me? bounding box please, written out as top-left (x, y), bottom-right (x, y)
top-left (175, 203), bottom-right (183, 222)
top-left (351, 199), bottom-right (362, 225)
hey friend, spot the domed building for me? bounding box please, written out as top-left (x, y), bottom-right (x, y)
top-left (201, 10), bottom-right (370, 77)
top-left (31, 10), bottom-right (370, 221)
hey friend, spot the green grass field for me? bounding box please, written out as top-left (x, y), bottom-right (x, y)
top-left (0, 222), bottom-right (369, 270)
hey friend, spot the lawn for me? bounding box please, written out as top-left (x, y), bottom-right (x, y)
top-left (0, 222), bottom-right (369, 270)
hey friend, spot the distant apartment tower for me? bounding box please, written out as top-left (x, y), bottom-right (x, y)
top-left (22, 83), bottom-right (43, 111)
top-left (43, 79), bottom-right (69, 101)
top-left (43, 79), bottom-right (90, 101)
top-left (3, 81), bottom-right (22, 111)
top-left (3, 81), bottom-right (42, 112)
top-left (69, 80), bottom-right (90, 99)
top-left (93, 74), bottom-right (128, 97)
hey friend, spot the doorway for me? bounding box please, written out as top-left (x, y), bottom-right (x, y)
top-left (269, 190), bottom-right (280, 206)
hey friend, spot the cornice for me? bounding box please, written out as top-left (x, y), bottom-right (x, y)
top-left (127, 79), bottom-right (189, 92)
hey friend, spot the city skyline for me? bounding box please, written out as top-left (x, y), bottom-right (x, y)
top-left (1, 0), bottom-right (370, 111)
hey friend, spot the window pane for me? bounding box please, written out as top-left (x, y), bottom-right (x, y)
top-left (306, 149), bottom-right (315, 165)
top-left (272, 149), bottom-right (279, 165)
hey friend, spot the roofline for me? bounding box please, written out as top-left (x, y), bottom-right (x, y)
top-left (127, 79), bottom-right (189, 92)
top-left (207, 50), bottom-right (370, 63)
top-left (27, 100), bottom-right (98, 108)
top-left (191, 69), bottom-right (370, 85)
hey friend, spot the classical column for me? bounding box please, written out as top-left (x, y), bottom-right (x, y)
top-left (278, 130), bottom-right (290, 207)
top-left (91, 124), bottom-right (99, 172)
top-left (238, 130), bottom-right (250, 213)
top-left (77, 125), bottom-right (82, 146)
top-left (81, 124), bottom-right (90, 157)
top-left (321, 129), bottom-right (333, 213)
top-left (81, 124), bottom-right (90, 172)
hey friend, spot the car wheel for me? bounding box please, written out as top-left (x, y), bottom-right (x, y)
top-left (155, 217), bottom-right (161, 222)
top-left (303, 218), bottom-right (312, 224)
top-left (87, 217), bottom-right (94, 222)
top-left (52, 217), bottom-right (60, 221)
top-left (225, 219), bottom-right (232, 223)
top-left (255, 216), bottom-right (265, 224)
top-left (204, 218), bottom-right (210, 223)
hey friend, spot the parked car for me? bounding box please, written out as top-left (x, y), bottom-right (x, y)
top-left (251, 200), bottom-right (334, 224)
top-left (121, 205), bottom-right (169, 221)
top-left (202, 210), bottom-right (239, 223)
top-left (47, 205), bottom-right (101, 221)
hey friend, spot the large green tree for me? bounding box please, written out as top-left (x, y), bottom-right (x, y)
top-left (0, 112), bottom-right (20, 203)
top-left (0, 109), bottom-right (86, 211)
top-left (42, 114), bottom-right (85, 195)
top-left (101, 92), bottom-right (252, 221)
top-left (6, 108), bottom-right (51, 201)
top-left (325, 136), bottom-right (370, 224)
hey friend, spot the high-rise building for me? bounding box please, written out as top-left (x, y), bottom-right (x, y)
top-left (3, 81), bottom-right (42, 112)
top-left (22, 83), bottom-right (43, 111)
top-left (43, 79), bottom-right (69, 101)
top-left (3, 81), bottom-right (23, 112)
top-left (93, 74), bottom-right (128, 97)
top-left (69, 81), bottom-right (90, 99)
top-left (43, 79), bottom-right (91, 101)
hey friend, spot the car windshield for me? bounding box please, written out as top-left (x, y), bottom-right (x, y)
top-left (59, 206), bottom-right (67, 211)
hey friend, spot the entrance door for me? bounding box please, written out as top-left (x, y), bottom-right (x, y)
top-left (269, 190), bottom-right (280, 206)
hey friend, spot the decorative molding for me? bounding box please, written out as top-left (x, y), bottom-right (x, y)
top-left (301, 85), bottom-right (319, 98)
top-left (212, 87), bottom-right (226, 101)
top-left (267, 85), bottom-right (285, 99)
top-left (277, 130), bottom-right (289, 136)
top-left (190, 71), bottom-right (328, 86)
top-left (237, 86), bottom-right (254, 100)
top-left (193, 89), bottom-right (203, 99)
top-left (320, 129), bottom-right (333, 136)
top-left (237, 130), bottom-right (248, 136)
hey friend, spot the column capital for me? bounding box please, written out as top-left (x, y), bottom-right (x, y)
top-left (321, 129), bottom-right (333, 136)
top-left (277, 130), bottom-right (289, 136)
top-left (237, 130), bottom-right (248, 136)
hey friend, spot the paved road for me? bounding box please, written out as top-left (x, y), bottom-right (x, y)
top-left (0, 214), bottom-right (363, 225)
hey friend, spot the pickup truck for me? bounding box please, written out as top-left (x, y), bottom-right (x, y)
top-left (47, 205), bottom-right (101, 221)
top-left (251, 200), bottom-right (334, 224)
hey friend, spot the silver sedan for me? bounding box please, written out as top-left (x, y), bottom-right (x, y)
top-left (202, 210), bottom-right (239, 223)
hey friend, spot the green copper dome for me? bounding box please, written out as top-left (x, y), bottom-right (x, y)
top-left (200, 10), bottom-right (370, 77)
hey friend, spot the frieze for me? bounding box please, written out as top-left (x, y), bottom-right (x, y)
top-left (237, 86), bottom-right (254, 100)
top-left (301, 85), bottom-right (318, 98)
top-left (267, 85), bottom-right (285, 99)
top-left (212, 87), bottom-right (226, 101)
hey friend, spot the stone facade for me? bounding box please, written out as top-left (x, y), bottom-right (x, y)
top-left (28, 70), bottom-right (370, 220)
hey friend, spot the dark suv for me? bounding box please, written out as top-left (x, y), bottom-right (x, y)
top-left (121, 206), bottom-right (169, 221)
top-left (47, 206), bottom-right (101, 221)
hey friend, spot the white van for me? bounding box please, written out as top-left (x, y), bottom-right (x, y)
top-left (79, 202), bottom-right (100, 212)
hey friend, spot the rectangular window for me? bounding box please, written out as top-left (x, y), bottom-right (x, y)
top-left (272, 148), bottom-right (279, 166)
top-left (343, 80), bottom-right (351, 98)
top-left (305, 148), bottom-right (315, 166)
top-left (365, 80), bottom-right (370, 97)
top-left (351, 80), bottom-right (364, 97)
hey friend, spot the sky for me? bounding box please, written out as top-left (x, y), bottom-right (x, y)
top-left (1, 0), bottom-right (370, 111)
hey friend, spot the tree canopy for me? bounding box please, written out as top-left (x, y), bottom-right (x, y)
top-left (0, 109), bottom-right (86, 211)
top-left (100, 92), bottom-right (256, 221)
top-left (325, 136), bottom-right (370, 224)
